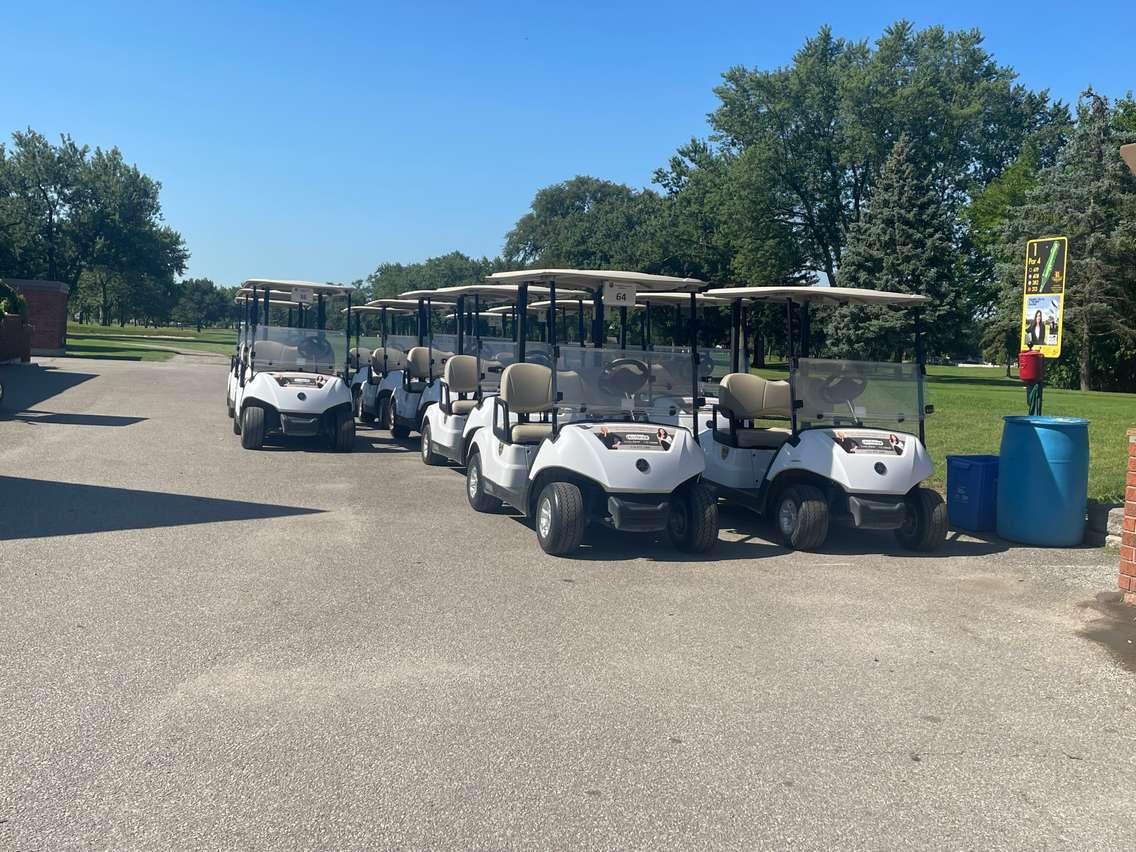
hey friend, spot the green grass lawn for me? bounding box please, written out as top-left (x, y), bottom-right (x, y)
top-left (66, 323), bottom-right (237, 359)
top-left (708, 356), bottom-right (1134, 503)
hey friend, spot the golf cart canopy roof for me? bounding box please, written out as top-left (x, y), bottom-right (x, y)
top-left (486, 269), bottom-right (705, 293)
top-left (234, 288), bottom-right (293, 303)
top-left (707, 285), bottom-right (929, 306)
top-left (239, 278), bottom-right (354, 296)
top-left (363, 299), bottom-right (422, 312)
top-left (397, 283), bottom-right (587, 303)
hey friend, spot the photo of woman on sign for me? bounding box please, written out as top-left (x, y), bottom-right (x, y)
top-left (1027, 310), bottom-right (1046, 348)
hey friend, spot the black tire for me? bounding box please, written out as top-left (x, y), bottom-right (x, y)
top-left (377, 394), bottom-right (390, 430)
top-left (232, 406), bottom-right (242, 434)
top-left (240, 406), bottom-right (265, 450)
top-left (389, 397), bottom-right (411, 439)
top-left (895, 487), bottom-right (948, 551)
top-left (359, 394), bottom-right (375, 425)
top-left (420, 422), bottom-right (444, 465)
top-left (535, 481), bottom-right (586, 556)
top-left (226, 389), bottom-right (234, 418)
top-left (668, 481), bottom-right (719, 553)
top-left (332, 409), bottom-right (355, 452)
top-left (775, 484), bottom-right (829, 551)
top-left (465, 451), bottom-right (501, 513)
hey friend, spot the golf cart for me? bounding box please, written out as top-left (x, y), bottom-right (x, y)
top-left (354, 299), bottom-right (422, 427)
top-left (700, 285), bottom-right (946, 551)
top-left (416, 284), bottom-right (584, 466)
top-left (463, 269), bottom-right (720, 556)
top-left (232, 279), bottom-right (357, 451)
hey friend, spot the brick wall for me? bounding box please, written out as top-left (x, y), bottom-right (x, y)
top-left (24, 290), bottom-right (67, 351)
top-left (7, 279), bottom-right (69, 353)
top-left (1121, 428), bottom-right (1136, 604)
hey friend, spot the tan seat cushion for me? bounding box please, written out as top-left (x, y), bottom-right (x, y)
top-left (348, 347), bottom-right (372, 369)
top-left (500, 363), bottom-right (552, 414)
top-left (511, 422), bottom-right (553, 444)
top-left (406, 346), bottom-right (432, 379)
top-left (444, 355), bottom-right (478, 394)
top-left (371, 347), bottom-right (404, 373)
top-left (451, 399), bottom-right (477, 416)
top-left (735, 427), bottom-right (792, 449)
top-left (719, 373), bottom-right (791, 420)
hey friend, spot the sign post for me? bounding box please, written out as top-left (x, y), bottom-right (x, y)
top-left (1019, 236), bottom-right (1068, 415)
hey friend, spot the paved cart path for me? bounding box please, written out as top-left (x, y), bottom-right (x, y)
top-left (1, 357), bottom-right (1133, 849)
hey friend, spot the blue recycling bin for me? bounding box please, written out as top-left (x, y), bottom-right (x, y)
top-left (946, 455), bottom-right (999, 532)
top-left (996, 416), bottom-right (1090, 547)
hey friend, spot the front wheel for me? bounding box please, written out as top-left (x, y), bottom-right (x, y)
top-left (332, 409), bottom-right (355, 452)
top-left (535, 482), bottom-right (586, 556)
top-left (420, 422), bottom-right (444, 465)
top-left (668, 482), bottom-right (719, 553)
top-left (895, 487), bottom-right (948, 551)
top-left (466, 452), bottom-right (501, 513)
top-left (240, 406), bottom-right (265, 450)
top-left (775, 484), bottom-right (829, 551)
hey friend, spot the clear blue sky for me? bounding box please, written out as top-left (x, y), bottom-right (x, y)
top-left (3, 1), bottom-right (1133, 286)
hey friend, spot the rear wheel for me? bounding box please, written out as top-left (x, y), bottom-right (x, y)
top-left (420, 422), bottom-right (444, 465)
top-left (535, 481), bottom-right (586, 556)
top-left (668, 482), bottom-right (719, 553)
top-left (895, 487), bottom-right (948, 551)
top-left (232, 406), bottom-right (242, 434)
top-left (465, 451), bottom-right (501, 513)
top-left (389, 397), bottom-right (410, 439)
top-left (332, 409), bottom-right (355, 451)
top-left (240, 406), bottom-right (265, 450)
top-left (775, 484), bottom-right (829, 551)
top-left (226, 389), bottom-right (234, 418)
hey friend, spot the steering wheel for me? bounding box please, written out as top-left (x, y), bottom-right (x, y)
top-left (598, 357), bottom-right (650, 397)
top-left (298, 335), bottom-right (335, 364)
top-left (818, 373), bottom-right (867, 405)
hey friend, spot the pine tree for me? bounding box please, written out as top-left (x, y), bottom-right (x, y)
top-left (993, 90), bottom-right (1136, 391)
top-left (825, 134), bottom-right (959, 360)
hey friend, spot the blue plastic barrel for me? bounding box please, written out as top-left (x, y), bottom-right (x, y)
top-left (946, 455), bottom-right (999, 531)
top-left (996, 416), bottom-right (1090, 546)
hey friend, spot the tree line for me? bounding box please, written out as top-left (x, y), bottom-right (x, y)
top-left (364, 22), bottom-right (1136, 391)
top-left (3, 21), bottom-right (1134, 390)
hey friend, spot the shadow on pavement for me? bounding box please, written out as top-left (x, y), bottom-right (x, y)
top-left (0, 476), bottom-right (323, 541)
top-left (249, 433), bottom-right (415, 454)
top-left (0, 363), bottom-right (96, 411)
top-left (2, 409), bottom-right (147, 427)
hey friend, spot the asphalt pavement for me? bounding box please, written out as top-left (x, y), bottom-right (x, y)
top-left (1, 355), bottom-right (1134, 849)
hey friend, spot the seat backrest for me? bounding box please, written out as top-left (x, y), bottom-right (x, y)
top-left (406, 346), bottom-right (431, 379)
top-left (371, 347), bottom-right (404, 373)
top-left (253, 339), bottom-right (296, 364)
top-left (555, 370), bottom-right (586, 403)
top-left (500, 363), bottom-right (552, 414)
top-left (719, 373), bottom-right (791, 420)
top-left (444, 354), bottom-right (478, 393)
top-left (348, 347), bottom-right (371, 369)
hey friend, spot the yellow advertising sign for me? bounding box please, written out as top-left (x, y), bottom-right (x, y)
top-left (1020, 236), bottom-right (1067, 358)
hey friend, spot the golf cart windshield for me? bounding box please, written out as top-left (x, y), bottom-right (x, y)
top-left (795, 358), bottom-right (924, 432)
top-left (252, 326), bottom-right (340, 374)
top-left (555, 346), bottom-right (695, 420)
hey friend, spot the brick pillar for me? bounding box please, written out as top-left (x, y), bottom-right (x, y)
top-left (1121, 428), bottom-right (1136, 604)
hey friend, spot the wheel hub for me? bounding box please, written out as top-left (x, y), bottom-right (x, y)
top-left (538, 497), bottom-right (552, 539)
top-left (778, 500), bottom-right (798, 536)
top-left (468, 466), bottom-right (479, 499)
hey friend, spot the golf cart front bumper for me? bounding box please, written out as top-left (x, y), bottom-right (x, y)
top-left (606, 495), bottom-right (670, 532)
top-left (846, 494), bottom-right (907, 530)
top-left (279, 411), bottom-right (322, 437)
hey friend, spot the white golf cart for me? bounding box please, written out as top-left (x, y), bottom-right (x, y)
top-left (417, 284), bottom-right (585, 466)
top-left (463, 269), bottom-right (720, 556)
top-left (355, 299), bottom-right (422, 428)
top-left (231, 279), bottom-right (357, 451)
top-left (700, 285), bottom-right (947, 551)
